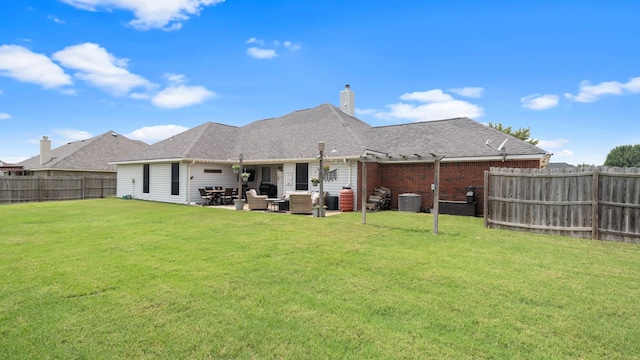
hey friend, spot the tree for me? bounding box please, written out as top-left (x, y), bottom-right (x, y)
top-left (604, 144), bottom-right (640, 167)
top-left (488, 122), bottom-right (539, 145)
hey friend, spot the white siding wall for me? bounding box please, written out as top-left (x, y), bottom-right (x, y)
top-left (117, 162), bottom-right (234, 205)
top-left (187, 163), bottom-right (238, 205)
top-left (280, 160), bottom-right (358, 210)
top-left (116, 164), bottom-right (141, 198)
top-left (117, 160), bottom-right (358, 210)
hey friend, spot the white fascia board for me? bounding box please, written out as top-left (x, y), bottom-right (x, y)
top-left (239, 156), bottom-right (362, 165)
top-left (109, 158), bottom-right (186, 165)
top-left (32, 168), bottom-right (115, 173)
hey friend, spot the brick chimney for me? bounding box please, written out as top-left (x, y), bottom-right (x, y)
top-left (40, 136), bottom-right (51, 165)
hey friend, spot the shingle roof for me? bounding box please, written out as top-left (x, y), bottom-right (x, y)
top-left (113, 103), bottom-right (549, 164)
top-left (547, 162), bottom-right (577, 170)
top-left (18, 131), bottom-right (148, 172)
top-left (373, 117), bottom-right (547, 159)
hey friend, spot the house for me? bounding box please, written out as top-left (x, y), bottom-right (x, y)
top-left (112, 96), bottom-right (550, 214)
top-left (0, 160), bottom-right (25, 176)
top-left (17, 131), bottom-right (148, 177)
top-left (547, 162), bottom-right (577, 170)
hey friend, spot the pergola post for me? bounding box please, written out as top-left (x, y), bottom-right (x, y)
top-left (361, 161), bottom-right (367, 224)
top-left (431, 154), bottom-right (443, 234)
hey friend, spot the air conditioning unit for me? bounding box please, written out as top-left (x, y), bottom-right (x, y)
top-left (398, 193), bottom-right (421, 212)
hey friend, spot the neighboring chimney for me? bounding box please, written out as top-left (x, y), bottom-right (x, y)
top-left (40, 136), bottom-right (51, 166)
top-left (339, 84), bottom-right (354, 117)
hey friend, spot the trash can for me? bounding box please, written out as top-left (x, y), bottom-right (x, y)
top-left (327, 196), bottom-right (339, 210)
top-left (398, 193), bottom-right (421, 212)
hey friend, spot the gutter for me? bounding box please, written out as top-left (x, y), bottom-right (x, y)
top-left (187, 160), bottom-right (195, 204)
top-left (111, 156), bottom-right (363, 166)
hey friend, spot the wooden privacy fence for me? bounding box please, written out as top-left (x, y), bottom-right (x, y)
top-left (485, 166), bottom-right (640, 243)
top-left (0, 176), bottom-right (117, 204)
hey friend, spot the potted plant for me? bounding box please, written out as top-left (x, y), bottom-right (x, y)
top-left (241, 172), bottom-right (250, 182)
top-left (310, 176), bottom-right (319, 186)
top-left (312, 204), bottom-right (327, 217)
top-left (234, 198), bottom-right (245, 210)
top-left (323, 164), bottom-right (330, 172)
top-left (232, 164), bottom-right (240, 174)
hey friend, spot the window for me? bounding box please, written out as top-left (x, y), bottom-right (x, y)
top-left (261, 167), bottom-right (271, 183)
top-left (246, 169), bottom-right (256, 182)
top-left (171, 162), bottom-right (179, 196)
top-left (204, 169), bottom-right (222, 174)
top-left (295, 163), bottom-right (308, 191)
top-left (143, 164), bottom-right (150, 194)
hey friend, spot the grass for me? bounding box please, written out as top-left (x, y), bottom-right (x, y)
top-left (1, 198), bottom-right (639, 359)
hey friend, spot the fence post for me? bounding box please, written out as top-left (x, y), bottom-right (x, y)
top-left (592, 169), bottom-right (599, 240)
top-left (484, 170), bottom-right (489, 228)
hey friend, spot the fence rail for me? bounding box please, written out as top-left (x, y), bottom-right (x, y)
top-left (485, 166), bottom-right (640, 243)
top-left (0, 176), bottom-right (117, 204)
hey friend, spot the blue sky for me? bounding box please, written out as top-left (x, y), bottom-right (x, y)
top-left (1, 1), bottom-right (639, 165)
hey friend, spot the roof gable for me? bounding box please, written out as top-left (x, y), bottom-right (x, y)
top-left (18, 131), bottom-right (148, 172)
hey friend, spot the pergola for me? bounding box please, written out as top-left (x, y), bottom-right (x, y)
top-left (359, 151), bottom-right (445, 234)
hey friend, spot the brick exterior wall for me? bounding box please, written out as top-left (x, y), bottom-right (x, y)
top-left (357, 159), bottom-right (540, 215)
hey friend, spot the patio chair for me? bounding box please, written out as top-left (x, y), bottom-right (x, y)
top-left (198, 188), bottom-right (213, 205)
top-left (289, 193), bottom-right (312, 214)
top-left (221, 188), bottom-right (235, 205)
top-left (312, 191), bottom-right (328, 207)
top-left (246, 189), bottom-right (268, 210)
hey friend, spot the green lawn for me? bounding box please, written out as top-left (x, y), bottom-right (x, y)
top-left (1, 198), bottom-right (639, 359)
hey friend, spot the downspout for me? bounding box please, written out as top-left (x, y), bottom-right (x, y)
top-left (187, 160), bottom-right (195, 204)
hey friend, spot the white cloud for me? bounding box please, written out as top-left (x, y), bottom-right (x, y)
top-left (129, 92), bottom-right (150, 100)
top-left (400, 89), bottom-right (453, 103)
top-left (0, 44), bottom-right (72, 88)
top-left (283, 41), bottom-right (301, 51)
top-left (127, 124), bottom-right (189, 143)
top-left (245, 38), bottom-right (300, 59)
top-left (449, 87), bottom-right (484, 98)
top-left (246, 37), bottom-right (264, 45)
top-left (625, 77), bottom-right (640, 93)
top-left (521, 94), bottom-right (559, 110)
top-left (564, 77), bottom-right (640, 103)
top-left (538, 139), bottom-right (569, 149)
top-left (551, 149), bottom-right (574, 158)
top-left (375, 89), bottom-right (484, 122)
top-left (0, 113), bottom-right (11, 120)
top-left (247, 47), bottom-right (277, 59)
top-left (151, 84), bottom-right (215, 109)
top-left (52, 42), bottom-right (153, 96)
top-left (48, 15), bottom-right (66, 24)
top-left (60, 0), bottom-right (225, 31)
top-left (165, 73), bottom-right (187, 84)
top-left (538, 139), bottom-right (573, 159)
top-left (53, 129), bottom-right (93, 143)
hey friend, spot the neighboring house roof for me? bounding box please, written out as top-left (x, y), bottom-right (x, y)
top-left (19, 131), bottom-right (148, 172)
top-left (0, 160), bottom-right (23, 172)
top-left (547, 162), bottom-right (577, 170)
top-left (112, 103), bottom-right (549, 164)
